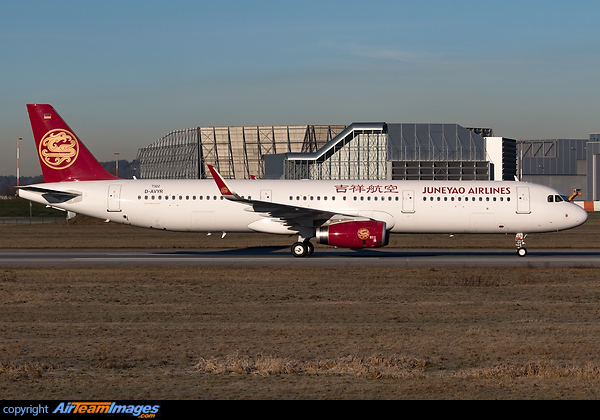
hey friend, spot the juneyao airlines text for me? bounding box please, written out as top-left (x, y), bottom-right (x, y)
top-left (421, 186), bottom-right (511, 195)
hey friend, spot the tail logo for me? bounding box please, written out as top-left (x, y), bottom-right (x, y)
top-left (39, 129), bottom-right (80, 170)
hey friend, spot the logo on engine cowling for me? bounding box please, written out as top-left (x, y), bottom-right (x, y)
top-left (39, 129), bottom-right (79, 170)
top-left (357, 228), bottom-right (370, 240)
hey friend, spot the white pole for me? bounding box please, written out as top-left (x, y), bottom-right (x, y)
top-left (17, 138), bottom-right (21, 187)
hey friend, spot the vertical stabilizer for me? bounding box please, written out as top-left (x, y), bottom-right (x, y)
top-left (26, 104), bottom-right (119, 182)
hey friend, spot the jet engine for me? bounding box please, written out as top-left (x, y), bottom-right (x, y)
top-left (316, 220), bottom-right (388, 248)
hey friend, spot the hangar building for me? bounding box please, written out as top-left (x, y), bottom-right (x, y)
top-left (136, 122), bottom-right (518, 183)
top-left (520, 136), bottom-right (600, 201)
top-left (135, 125), bottom-right (346, 180)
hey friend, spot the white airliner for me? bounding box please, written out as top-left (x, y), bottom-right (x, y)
top-left (17, 104), bottom-right (588, 257)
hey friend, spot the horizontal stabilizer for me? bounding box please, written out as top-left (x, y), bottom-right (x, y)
top-left (17, 186), bottom-right (81, 203)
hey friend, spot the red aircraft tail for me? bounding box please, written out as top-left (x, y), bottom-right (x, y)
top-left (26, 104), bottom-right (119, 183)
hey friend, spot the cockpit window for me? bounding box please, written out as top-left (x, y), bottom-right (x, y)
top-left (548, 194), bottom-right (571, 203)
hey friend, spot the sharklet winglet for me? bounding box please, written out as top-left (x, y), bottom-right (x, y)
top-left (207, 165), bottom-right (244, 201)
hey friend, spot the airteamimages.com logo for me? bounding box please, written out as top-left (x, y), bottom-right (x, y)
top-left (3, 402), bottom-right (161, 418)
top-left (53, 402), bottom-right (160, 417)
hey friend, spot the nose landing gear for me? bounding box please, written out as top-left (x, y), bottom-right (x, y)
top-left (516, 233), bottom-right (527, 257)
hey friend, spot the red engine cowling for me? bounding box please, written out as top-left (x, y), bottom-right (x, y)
top-left (316, 221), bottom-right (388, 248)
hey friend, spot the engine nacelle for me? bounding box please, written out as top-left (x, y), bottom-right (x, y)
top-left (316, 220), bottom-right (388, 249)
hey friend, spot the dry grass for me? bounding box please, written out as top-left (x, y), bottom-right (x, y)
top-left (2, 266), bottom-right (600, 399)
top-left (194, 354), bottom-right (600, 381)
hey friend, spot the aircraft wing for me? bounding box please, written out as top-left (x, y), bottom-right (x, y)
top-left (207, 165), bottom-right (361, 228)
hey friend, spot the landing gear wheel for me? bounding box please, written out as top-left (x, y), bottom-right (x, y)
top-left (515, 233), bottom-right (527, 257)
top-left (305, 241), bottom-right (314, 256)
top-left (291, 242), bottom-right (308, 258)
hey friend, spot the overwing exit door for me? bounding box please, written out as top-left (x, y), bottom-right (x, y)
top-left (261, 189), bottom-right (272, 202)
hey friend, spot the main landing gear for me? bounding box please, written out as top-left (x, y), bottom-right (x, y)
top-left (516, 233), bottom-right (527, 257)
top-left (291, 240), bottom-right (314, 258)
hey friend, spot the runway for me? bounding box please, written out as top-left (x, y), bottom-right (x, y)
top-left (1, 247), bottom-right (599, 268)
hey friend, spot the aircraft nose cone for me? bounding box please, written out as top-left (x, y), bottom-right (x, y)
top-left (578, 205), bottom-right (589, 224)
top-left (569, 204), bottom-right (588, 227)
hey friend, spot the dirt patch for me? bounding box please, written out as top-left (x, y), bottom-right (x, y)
top-left (2, 266), bottom-right (600, 399)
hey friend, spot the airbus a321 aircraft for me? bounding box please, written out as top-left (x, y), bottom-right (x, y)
top-left (18, 104), bottom-right (588, 257)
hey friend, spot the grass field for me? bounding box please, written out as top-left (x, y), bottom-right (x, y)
top-left (2, 266), bottom-right (600, 399)
top-left (1, 210), bottom-right (599, 399)
top-left (0, 211), bottom-right (598, 250)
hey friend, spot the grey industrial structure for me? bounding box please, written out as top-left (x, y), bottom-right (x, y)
top-left (520, 137), bottom-right (600, 201)
top-left (135, 122), bottom-right (600, 201)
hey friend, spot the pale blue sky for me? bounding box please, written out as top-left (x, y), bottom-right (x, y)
top-left (2, 0), bottom-right (599, 175)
